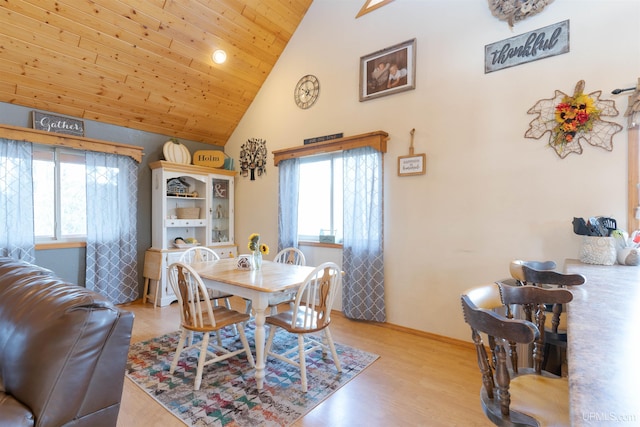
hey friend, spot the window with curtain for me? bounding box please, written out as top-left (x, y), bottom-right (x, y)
top-left (0, 138), bottom-right (35, 261)
top-left (297, 153), bottom-right (343, 243)
top-left (85, 151), bottom-right (139, 304)
top-left (278, 144), bottom-right (385, 322)
top-left (33, 146), bottom-right (87, 242)
top-left (1, 136), bottom-right (139, 304)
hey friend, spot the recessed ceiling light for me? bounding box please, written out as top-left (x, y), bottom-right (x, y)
top-left (212, 50), bottom-right (227, 64)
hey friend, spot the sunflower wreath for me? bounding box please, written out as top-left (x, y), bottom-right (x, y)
top-left (525, 80), bottom-right (623, 159)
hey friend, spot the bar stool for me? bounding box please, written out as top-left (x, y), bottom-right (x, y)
top-left (508, 260), bottom-right (585, 375)
top-left (461, 282), bottom-right (572, 426)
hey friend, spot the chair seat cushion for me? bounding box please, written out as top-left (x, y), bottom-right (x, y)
top-left (266, 307), bottom-right (327, 333)
top-left (185, 306), bottom-right (250, 331)
top-left (509, 375), bottom-right (569, 427)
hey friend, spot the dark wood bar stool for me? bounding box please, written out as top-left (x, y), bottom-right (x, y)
top-left (461, 282), bottom-right (573, 426)
top-left (508, 260), bottom-right (586, 375)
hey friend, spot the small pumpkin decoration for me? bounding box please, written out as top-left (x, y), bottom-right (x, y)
top-left (163, 138), bottom-right (191, 164)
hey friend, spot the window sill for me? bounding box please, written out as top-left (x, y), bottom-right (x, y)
top-left (36, 241), bottom-right (87, 250)
top-left (298, 241), bottom-right (343, 249)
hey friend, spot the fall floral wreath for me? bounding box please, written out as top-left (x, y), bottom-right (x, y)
top-left (553, 93), bottom-right (599, 146)
top-left (525, 80), bottom-right (623, 158)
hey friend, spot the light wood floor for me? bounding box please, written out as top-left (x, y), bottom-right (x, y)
top-left (116, 298), bottom-right (494, 427)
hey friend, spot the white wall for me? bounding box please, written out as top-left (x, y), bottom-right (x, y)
top-left (225, 0), bottom-right (640, 341)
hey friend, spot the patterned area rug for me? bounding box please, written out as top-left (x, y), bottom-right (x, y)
top-left (126, 324), bottom-right (379, 426)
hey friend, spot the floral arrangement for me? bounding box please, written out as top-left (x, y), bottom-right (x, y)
top-left (525, 80), bottom-right (623, 159)
top-left (248, 233), bottom-right (269, 255)
top-left (552, 92), bottom-right (600, 147)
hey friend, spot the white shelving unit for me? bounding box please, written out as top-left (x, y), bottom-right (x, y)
top-left (147, 160), bottom-right (237, 306)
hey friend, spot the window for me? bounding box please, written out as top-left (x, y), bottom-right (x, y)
top-left (33, 146), bottom-right (87, 242)
top-left (297, 153), bottom-right (343, 243)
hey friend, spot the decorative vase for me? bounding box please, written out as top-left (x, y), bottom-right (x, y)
top-left (253, 249), bottom-right (262, 270)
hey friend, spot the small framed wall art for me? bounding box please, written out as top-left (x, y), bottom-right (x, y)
top-left (397, 128), bottom-right (426, 176)
top-left (359, 38), bottom-right (416, 102)
top-left (398, 153), bottom-right (426, 176)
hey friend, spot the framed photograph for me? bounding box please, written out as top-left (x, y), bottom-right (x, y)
top-left (359, 38), bottom-right (416, 102)
top-left (398, 154), bottom-right (426, 176)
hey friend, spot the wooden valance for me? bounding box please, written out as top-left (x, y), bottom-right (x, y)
top-left (0, 124), bottom-right (144, 163)
top-left (272, 130), bottom-right (389, 166)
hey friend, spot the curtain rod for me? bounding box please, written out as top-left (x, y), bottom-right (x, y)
top-left (612, 87), bottom-right (636, 94)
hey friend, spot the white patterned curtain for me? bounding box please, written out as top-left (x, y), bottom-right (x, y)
top-left (85, 151), bottom-right (138, 304)
top-left (0, 139), bottom-right (35, 262)
top-left (342, 146), bottom-right (385, 322)
top-left (278, 158), bottom-right (300, 252)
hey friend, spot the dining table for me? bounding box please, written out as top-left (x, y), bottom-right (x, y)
top-left (191, 258), bottom-right (316, 390)
top-left (564, 259), bottom-right (640, 426)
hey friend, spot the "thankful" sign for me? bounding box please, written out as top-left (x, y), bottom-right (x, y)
top-left (484, 20), bottom-right (570, 73)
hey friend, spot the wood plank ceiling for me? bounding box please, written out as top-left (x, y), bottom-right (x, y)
top-left (0, 0), bottom-right (313, 146)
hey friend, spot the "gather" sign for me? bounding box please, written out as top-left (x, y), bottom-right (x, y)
top-left (32, 111), bottom-right (85, 136)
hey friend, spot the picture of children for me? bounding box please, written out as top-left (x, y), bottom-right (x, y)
top-left (387, 63), bottom-right (408, 88)
top-left (360, 39), bottom-right (415, 101)
top-left (369, 61), bottom-right (390, 93)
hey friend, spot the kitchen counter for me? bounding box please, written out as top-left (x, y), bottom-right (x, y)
top-left (564, 259), bottom-right (640, 426)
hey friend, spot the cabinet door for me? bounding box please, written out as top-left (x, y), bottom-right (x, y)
top-left (163, 251), bottom-right (184, 298)
top-left (208, 175), bottom-right (234, 245)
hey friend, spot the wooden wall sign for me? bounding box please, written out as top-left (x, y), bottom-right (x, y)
top-left (193, 150), bottom-right (225, 168)
top-left (485, 20), bottom-right (569, 73)
top-left (398, 129), bottom-right (426, 176)
top-left (304, 132), bottom-right (343, 145)
top-left (398, 154), bottom-right (426, 176)
top-left (32, 111), bottom-right (84, 136)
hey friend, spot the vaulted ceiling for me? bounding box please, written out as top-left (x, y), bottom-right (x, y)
top-left (0, 0), bottom-right (313, 146)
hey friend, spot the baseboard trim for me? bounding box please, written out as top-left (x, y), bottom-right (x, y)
top-left (331, 310), bottom-right (474, 350)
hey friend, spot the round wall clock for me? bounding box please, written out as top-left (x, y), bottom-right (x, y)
top-left (294, 74), bottom-right (320, 109)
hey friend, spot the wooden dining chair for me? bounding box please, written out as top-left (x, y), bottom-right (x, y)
top-left (167, 262), bottom-right (255, 391)
top-left (508, 260), bottom-right (586, 373)
top-left (461, 283), bottom-right (572, 426)
top-left (180, 247), bottom-right (234, 310)
top-left (273, 247), bottom-right (306, 266)
top-left (245, 247), bottom-right (307, 316)
top-left (265, 261), bottom-right (342, 392)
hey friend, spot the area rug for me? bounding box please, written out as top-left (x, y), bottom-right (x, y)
top-left (126, 324), bottom-right (379, 426)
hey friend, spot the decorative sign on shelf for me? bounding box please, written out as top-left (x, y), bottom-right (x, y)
top-left (193, 150), bottom-right (225, 168)
top-left (398, 128), bottom-right (426, 177)
top-left (32, 111), bottom-right (85, 136)
top-left (303, 132), bottom-right (343, 145)
top-left (485, 20), bottom-right (569, 74)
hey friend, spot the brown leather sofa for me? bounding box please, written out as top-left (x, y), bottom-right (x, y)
top-left (0, 257), bottom-right (134, 427)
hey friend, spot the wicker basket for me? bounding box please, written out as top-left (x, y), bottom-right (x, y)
top-left (579, 236), bottom-right (616, 265)
top-left (176, 207), bottom-right (200, 219)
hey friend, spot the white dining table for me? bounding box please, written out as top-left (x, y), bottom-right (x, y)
top-left (191, 258), bottom-right (315, 390)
